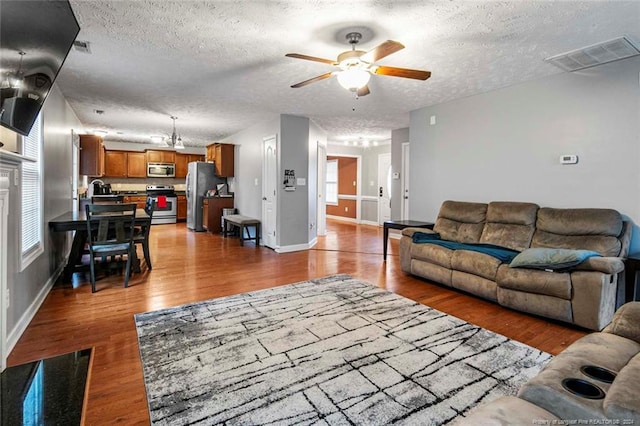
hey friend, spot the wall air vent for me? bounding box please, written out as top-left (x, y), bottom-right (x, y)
top-left (544, 36), bottom-right (640, 72)
top-left (73, 40), bottom-right (91, 54)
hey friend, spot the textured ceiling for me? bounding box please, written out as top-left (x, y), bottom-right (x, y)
top-left (54, 0), bottom-right (640, 147)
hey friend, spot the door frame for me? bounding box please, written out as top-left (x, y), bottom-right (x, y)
top-left (401, 142), bottom-right (410, 220)
top-left (0, 173), bottom-right (9, 372)
top-left (325, 152), bottom-right (362, 222)
top-left (377, 152), bottom-right (392, 225)
top-left (262, 134), bottom-right (278, 249)
top-left (317, 142), bottom-right (327, 236)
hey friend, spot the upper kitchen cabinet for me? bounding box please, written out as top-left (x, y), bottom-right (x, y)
top-left (146, 150), bottom-right (175, 163)
top-left (176, 153), bottom-right (206, 178)
top-left (79, 135), bottom-right (105, 177)
top-left (104, 150), bottom-right (127, 177)
top-left (127, 152), bottom-right (147, 178)
top-left (206, 143), bottom-right (234, 177)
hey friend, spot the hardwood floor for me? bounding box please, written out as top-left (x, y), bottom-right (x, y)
top-left (8, 220), bottom-right (587, 425)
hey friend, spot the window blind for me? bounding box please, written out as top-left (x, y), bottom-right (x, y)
top-left (22, 114), bottom-right (42, 257)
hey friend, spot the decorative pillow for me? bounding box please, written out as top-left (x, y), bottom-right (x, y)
top-left (509, 248), bottom-right (601, 271)
top-left (412, 232), bottom-right (442, 244)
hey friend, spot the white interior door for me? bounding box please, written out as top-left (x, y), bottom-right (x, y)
top-left (378, 153), bottom-right (392, 224)
top-left (262, 135), bottom-right (277, 248)
top-left (317, 143), bottom-right (326, 236)
top-left (401, 142), bottom-right (410, 220)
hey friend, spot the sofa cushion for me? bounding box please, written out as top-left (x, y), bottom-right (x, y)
top-left (603, 303), bottom-right (640, 344)
top-left (452, 250), bottom-right (502, 281)
top-left (456, 396), bottom-right (559, 425)
top-left (496, 264), bottom-right (572, 299)
top-left (533, 208), bottom-right (624, 256)
top-left (574, 257), bottom-right (625, 275)
top-left (480, 202), bottom-right (539, 251)
top-left (411, 243), bottom-right (453, 268)
top-left (434, 201), bottom-right (487, 243)
top-left (509, 248), bottom-right (601, 271)
top-left (604, 353), bottom-right (640, 421)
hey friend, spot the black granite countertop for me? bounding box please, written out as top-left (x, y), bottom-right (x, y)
top-left (1, 348), bottom-right (92, 425)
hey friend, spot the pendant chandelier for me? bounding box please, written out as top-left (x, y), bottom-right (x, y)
top-left (166, 116), bottom-right (184, 150)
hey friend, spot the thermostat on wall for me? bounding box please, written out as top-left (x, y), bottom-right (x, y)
top-left (560, 154), bottom-right (578, 165)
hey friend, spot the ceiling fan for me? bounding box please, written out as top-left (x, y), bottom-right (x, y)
top-left (286, 32), bottom-right (431, 96)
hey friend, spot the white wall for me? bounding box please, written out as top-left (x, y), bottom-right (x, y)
top-left (409, 56), bottom-right (640, 250)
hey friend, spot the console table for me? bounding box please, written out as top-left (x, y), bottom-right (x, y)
top-left (383, 220), bottom-right (434, 261)
top-left (624, 252), bottom-right (640, 302)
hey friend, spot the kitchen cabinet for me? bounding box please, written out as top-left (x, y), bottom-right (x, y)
top-left (146, 150), bottom-right (175, 163)
top-left (177, 195), bottom-right (187, 221)
top-left (127, 152), bottom-right (147, 178)
top-left (176, 153), bottom-right (207, 178)
top-left (123, 195), bottom-right (148, 209)
top-left (104, 151), bottom-right (127, 177)
top-left (79, 135), bottom-right (105, 177)
top-left (205, 143), bottom-right (234, 177)
top-left (202, 197), bottom-right (234, 233)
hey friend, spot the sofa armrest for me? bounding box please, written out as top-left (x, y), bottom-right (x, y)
top-left (401, 227), bottom-right (438, 238)
top-left (603, 302), bottom-right (640, 344)
top-left (574, 257), bottom-right (625, 274)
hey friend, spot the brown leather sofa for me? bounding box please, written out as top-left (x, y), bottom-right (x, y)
top-left (456, 302), bottom-right (640, 424)
top-left (399, 200), bottom-right (632, 330)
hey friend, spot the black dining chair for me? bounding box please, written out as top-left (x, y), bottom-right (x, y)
top-left (91, 195), bottom-right (124, 204)
top-left (85, 203), bottom-right (137, 293)
top-left (133, 197), bottom-right (154, 270)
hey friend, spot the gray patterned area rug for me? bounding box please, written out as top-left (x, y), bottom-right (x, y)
top-left (135, 275), bottom-right (552, 425)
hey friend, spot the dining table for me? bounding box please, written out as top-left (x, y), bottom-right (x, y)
top-left (49, 208), bottom-right (151, 282)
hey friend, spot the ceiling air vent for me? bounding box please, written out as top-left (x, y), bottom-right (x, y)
top-left (73, 40), bottom-right (91, 54)
top-left (544, 36), bottom-right (640, 72)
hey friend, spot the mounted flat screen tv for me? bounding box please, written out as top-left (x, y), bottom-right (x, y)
top-left (0, 1), bottom-right (80, 136)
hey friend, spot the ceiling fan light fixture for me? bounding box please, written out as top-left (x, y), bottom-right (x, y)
top-left (337, 68), bottom-right (370, 91)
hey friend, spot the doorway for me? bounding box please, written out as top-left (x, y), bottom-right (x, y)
top-left (401, 143), bottom-right (410, 220)
top-left (378, 153), bottom-right (391, 225)
top-left (262, 135), bottom-right (278, 249)
top-left (317, 143), bottom-right (327, 236)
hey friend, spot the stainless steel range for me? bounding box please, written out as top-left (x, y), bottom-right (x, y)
top-left (146, 185), bottom-right (177, 224)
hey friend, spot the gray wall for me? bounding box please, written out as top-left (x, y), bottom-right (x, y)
top-left (391, 128), bottom-right (409, 220)
top-left (409, 56), bottom-right (640, 250)
top-left (279, 115), bottom-right (310, 247)
top-left (8, 84), bottom-right (83, 334)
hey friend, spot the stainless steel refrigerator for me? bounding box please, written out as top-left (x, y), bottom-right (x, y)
top-left (186, 162), bottom-right (225, 231)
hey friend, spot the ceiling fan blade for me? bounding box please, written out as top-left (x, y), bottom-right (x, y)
top-left (285, 53), bottom-right (337, 65)
top-left (357, 85), bottom-right (370, 97)
top-left (373, 66), bottom-right (431, 80)
top-left (360, 40), bottom-right (405, 64)
top-left (291, 72), bottom-right (335, 88)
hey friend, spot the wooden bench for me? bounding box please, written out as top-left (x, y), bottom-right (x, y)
top-left (222, 215), bottom-right (261, 246)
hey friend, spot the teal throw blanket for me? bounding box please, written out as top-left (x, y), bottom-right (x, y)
top-left (412, 232), bottom-right (520, 263)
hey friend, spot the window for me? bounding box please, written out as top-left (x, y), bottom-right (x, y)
top-left (21, 113), bottom-right (43, 269)
top-left (326, 159), bottom-right (338, 205)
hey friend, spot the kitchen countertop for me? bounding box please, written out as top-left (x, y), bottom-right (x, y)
top-left (1, 348), bottom-right (92, 425)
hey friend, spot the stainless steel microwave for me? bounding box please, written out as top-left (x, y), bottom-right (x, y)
top-left (147, 162), bottom-right (175, 177)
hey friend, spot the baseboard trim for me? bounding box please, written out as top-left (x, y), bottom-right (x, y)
top-left (7, 260), bottom-right (64, 354)
top-left (276, 239), bottom-right (317, 253)
top-left (326, 215), bottom-right (358, 224)
top-left (360, 220), bottom-right (379, 227)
